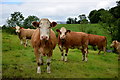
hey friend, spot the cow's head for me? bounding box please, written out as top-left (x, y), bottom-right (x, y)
top-left (32, 18), bottom-right (57, 41)
top-left (110, 40), bottom-right (118, 48)
top-left (15, 26), bottom-right (23, 33)
top-left (56, 27), bottom-right (71, 40)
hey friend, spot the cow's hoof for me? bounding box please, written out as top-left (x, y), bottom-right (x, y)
top-left (47, 71), bottom-right (51, 74)
top-left (82, 59), bottom-right (85, 61)
top-left (40, 63), bottom-right (43, 65)
top-left (65, 60), bottom-right (68, 62)
top-left (37, 71), bottom-right (41, 74)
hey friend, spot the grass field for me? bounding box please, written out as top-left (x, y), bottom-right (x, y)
top-left (2, 24), bottom-right (119, 78)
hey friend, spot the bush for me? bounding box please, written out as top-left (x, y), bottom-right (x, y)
top-left (2, 27), bottom-right (16, 35)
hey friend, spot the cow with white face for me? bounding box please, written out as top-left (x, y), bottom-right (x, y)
top-left (56, 27), bottom-right (89, 62)
top-left (15, 26), bottom-right (21, 33)
top-left (59, 27), bottom-right (70, 40)
top-left (31, 18), bottom-right (57, 74)
top-left (110, 40), bottom-right (120, 60)
top-left (14, 26), bottom-right (35, 47)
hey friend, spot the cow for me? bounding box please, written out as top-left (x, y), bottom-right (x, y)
top-left (110, 40), bottom-right (120, 60)
top-left (31, 18), bottom-right (57, 74)
top-left (56, 27), bottom-right (88, 62)
top-left (88, 34), bottom-right (107, 55)
top-left (15, 26), bottom-right (35, 47)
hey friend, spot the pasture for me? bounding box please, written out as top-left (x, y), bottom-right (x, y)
top-left (2, 24), bottom-right (118, 78)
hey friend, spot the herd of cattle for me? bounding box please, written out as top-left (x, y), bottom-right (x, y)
top-left (13, 18), bottom-right (120, 74)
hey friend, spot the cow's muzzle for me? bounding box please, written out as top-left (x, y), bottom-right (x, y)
top-left (41, 36), bottom-right (49, 41)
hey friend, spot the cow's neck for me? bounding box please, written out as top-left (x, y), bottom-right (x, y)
top-left (40, 38), bottom-right (51, 48)
top-left (17, 32), bottom-right (21, 38)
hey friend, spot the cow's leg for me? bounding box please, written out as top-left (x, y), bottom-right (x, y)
top-left (20, 39), bottom-right (23, 45)
top-left (39, 54), bottom-right (43, 65)
top-left (25, 39), bottom-right (28, 47)
top-left (98, 50), bottom-right (101, 55)
top-left (23, 37), bottom-right (27, 47)
top-left (81, 48), bottom-right (85, 61)
top-left (34, 48), bottom-right (41, 74)
top-left (103, 46), bottom-right (106, 55)
top-left (64, 48), bottom-right (68, 62)
top-left (28, 40), bottom-right (31, 47)
top-left (46, 55), bottom-right (52, 73)
top-left (59, 46), bottom-right (64, 61)
top-left (84, 48), bottom-right (88, 62)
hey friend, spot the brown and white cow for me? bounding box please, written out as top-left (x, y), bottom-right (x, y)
top-left (56, 27), bottom-right (88, 62)
top-left (31, 18), bottom-right (57, 73)
top-left (15, 26), bottom-right (35, 47)
top-left (88, 34), bottom-right (107, 55)
top-left (110, 40), bottom-right (120, 60)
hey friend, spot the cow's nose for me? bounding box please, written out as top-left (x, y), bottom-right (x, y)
top-left (41, 36), bottom-right (48, 40)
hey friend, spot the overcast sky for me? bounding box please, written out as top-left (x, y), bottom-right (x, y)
top-left (0, 0), bottom-right (117, 26)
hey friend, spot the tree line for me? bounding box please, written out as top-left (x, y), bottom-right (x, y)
top-left (66, 1), bottom-right (120, 41)
top-left (2, 1), bottom-right (120, 41)
top-left (3, 12), bottom-right (39, 29)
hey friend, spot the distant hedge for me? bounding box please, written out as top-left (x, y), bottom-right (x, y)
top-left (2, 27), bottom-right (16, 35)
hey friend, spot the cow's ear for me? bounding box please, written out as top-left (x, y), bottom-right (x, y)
top-left (32, 21), bottom-right (39, 28)
top-left (56, 29), bottom-right (60, 32)
top-left (20, 27), bottom-right (24, 29)
top-left (11, 27), bottom-right (16, 29)
top-left (115, 40), bottom-right (118, 43)
top-left (51, 22), bottom-right (57, 27)
top-left (67, 30), bottom-right (71, 33)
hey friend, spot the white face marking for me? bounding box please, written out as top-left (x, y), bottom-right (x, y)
top-left (39, 20), bottom-right (51, 40)
top-left (60, 27), bottom-right (67, 39)
top-left (15, 26), bottom-right (20, 33)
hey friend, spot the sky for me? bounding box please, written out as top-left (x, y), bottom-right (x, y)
top-left (0, 0), bottom-right (117, 26)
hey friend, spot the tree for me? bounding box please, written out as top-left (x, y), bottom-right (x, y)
top-left (78, 14), bottom-right (88, 24)
top-left (74, 17), bottom-right (77, 24)
top-left (66, 17), bottom-right (74, 24)
top-left (99, 2), bottom-right (120, 41)
top-left (7, 12), bottom-right (24, 27)
top-left (88, 9), bottom-right (106, 23)
top-left (116, 0), bottom-right (120, 6)
top-left (23, 15), bottom-right (39, 29)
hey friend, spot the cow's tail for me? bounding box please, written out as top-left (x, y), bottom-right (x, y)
top-left (103, 37), bottom-right (107, 54)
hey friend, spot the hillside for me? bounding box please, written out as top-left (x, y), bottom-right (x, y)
top-left (2, 24), bottom-right (118, 78)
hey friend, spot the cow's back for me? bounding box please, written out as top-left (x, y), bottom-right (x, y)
top-left (88, 34), bottom-right (106, 46)
top-left (20, 29), bottom-right (35, 39)
top-left (60, 32), bottom-right (88, 48)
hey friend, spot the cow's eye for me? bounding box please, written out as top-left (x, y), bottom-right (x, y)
top-left (48, 27), bottom-right (51, 28)
top-left (60, 32), bottom-right (61, 34)
top-left (40, 23), bottom-right (42, 25)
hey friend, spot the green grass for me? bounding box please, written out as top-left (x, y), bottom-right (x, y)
top-left (2, 24), bottom-right (118, 78)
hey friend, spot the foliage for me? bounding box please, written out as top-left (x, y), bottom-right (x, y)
top-left (88, 1), bottom-right (120, 41)
top-left (66, 14), bottom-right (88, 24)
top-left (2, 25), bottom-right (16, 35)
top-left (66, 17), bottom-right (75, 24)
top-left (23, 15), bottom-right (39, 29)
top-left (78, 14), bottom-right (88, 24)
top-left (88, 9), bottom-right (106, 23)
top-left (6, 12), bottom-right (24, 27)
